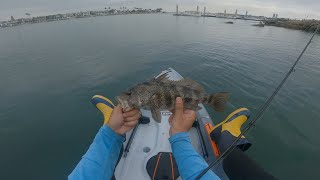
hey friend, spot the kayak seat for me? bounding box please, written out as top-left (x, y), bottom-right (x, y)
top-left (146, 152), bottom-right (180, 180)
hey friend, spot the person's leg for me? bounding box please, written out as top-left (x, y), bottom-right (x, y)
top-left (210, 108), bottom-right (276, 180)
top-left (222, 147), bottom-right (276, 180)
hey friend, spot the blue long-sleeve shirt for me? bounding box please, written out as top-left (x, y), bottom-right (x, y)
top-left (169, 132), bottom-right (220, 180)
top-left (69, 125), bottom-right (124, 180)
top-left (69, 125), bottom-right (220, 180)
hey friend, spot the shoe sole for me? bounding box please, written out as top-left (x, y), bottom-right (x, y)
top-left (211, 108), bottom-right (250, 132)
top-left (92, 95), bottom-right (115, 108)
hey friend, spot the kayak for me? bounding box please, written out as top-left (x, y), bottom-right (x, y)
top-left (114, 68), bottom-right (229, 180)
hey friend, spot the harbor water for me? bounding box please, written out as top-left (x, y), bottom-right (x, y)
top-left (0, 14), bottom-right (319, 179)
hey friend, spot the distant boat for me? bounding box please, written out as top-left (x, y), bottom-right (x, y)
top-left (225, 21), bottom-right (234, 24)
top-left (201, 13), bottom-right (216, 17)
top-left (173, 13), bottom-right (192, 17)
top-left (253, 21), bottom-right (265, 27)
top-left (243, 16), bottom-right (265, 21)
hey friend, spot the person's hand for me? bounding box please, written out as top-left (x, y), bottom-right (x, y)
top-left (107, 105), bottom-right (141, 135)
top-left (169, 97), bottom-right (196, 136)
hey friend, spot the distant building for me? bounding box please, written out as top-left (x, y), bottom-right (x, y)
top-left (34, 16), bottom-right (46, 22)
top-left (109, 9), bottom-right (118, 14)
top-left (82, 11), bottom-right (91, 17)
top-left (23, 18), bottom-right (33, 23)
top-left (46, 15), bottom-right (56, 21)
top-left (66, 13), bottom-right (76, 18)
top-left (184, 11), bottom-right (200, 16)
top-left (0, 21), bottom-right (5, 27)
top-left (216, 9), bottom-right (241, 19)
top-left (17, 18), bottom-right (25, 24)
top-left (176, 4), bottom-right (179, 15)
top-left (90, 11), bottom-right (107, 16)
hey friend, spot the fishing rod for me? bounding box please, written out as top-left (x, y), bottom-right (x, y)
top-left (195, 24), bottom-right (320, 180)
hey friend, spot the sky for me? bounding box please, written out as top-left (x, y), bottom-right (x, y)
top-left (1, 0), bottom-right (319, 21)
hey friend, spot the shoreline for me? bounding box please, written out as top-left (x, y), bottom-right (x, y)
top-left (0, 8), bottom-right (163, 29)
top-left (2, 10), bottom-right (319, 35)
top-left (265, 19), bottom-right (320, 34)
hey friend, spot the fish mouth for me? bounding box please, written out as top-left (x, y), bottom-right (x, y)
top-left (116, 96), bottom-right (133, 112)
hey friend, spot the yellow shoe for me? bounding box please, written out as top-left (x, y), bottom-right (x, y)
top-left (91, 95), bottom-right (115, 124)
top-left (210, 108), bottom-right (252, 152)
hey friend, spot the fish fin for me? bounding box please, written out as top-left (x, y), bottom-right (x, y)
top-left (153, 72), bottom-right (172, 83)
top-left (207, 92), bottom-right (230, 112)
top-left (176, 78), bottom-right (204, 91)
top-left (154, 74), bottom-right (203, 92)
top-left (151, 109), bottom-right (161, 123)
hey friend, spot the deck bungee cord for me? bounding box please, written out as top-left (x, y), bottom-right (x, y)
top-left (195, 24), bottom-right (320, 180)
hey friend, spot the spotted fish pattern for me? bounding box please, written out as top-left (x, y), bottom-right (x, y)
top-left (116, 73), bottom-right (230, 123)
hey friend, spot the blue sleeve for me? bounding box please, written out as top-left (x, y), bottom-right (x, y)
top-left (69, 125), bottom-right (125, 180)
top-left (169, 132), bottom-right (220, 180)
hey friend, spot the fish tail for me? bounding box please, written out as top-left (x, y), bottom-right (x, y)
top-left (205, 92), bottom-right (230, 112)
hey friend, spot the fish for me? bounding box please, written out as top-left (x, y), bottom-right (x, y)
top-left (116, 73), bottom-right (230, 123)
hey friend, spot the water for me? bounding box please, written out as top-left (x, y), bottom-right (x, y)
top-left (0, 14), bottom-right (319, 180)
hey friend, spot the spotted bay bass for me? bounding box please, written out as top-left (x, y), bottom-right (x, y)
top-left (116, 73), bottom-right (230, 123)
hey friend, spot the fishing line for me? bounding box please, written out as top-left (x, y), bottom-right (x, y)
top-left (195, 24), bottom-right (320, 180)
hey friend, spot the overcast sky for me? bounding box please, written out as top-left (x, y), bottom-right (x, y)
top-left (1, 0), bottom-right (319, 21)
